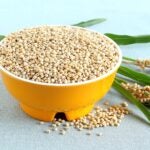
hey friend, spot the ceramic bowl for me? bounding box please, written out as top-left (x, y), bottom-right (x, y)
top-left (0, 26), bottom-right (122, 121)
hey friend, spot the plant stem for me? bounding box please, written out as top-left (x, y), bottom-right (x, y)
top-left (72, 18), bottom-right (106, 27)
top-left (0, 35), bottom-right (5, 41)
top-left (123, 56), bottom-right (136, 62)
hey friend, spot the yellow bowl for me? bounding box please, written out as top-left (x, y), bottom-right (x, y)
top-left (0, 27), bottom-right (122, 121)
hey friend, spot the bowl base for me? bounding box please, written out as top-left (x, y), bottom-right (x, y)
top-left (20, 103), bottom-right (94, 121)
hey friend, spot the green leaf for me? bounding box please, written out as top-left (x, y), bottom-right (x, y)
top-left (0, 35), bottom-right (5, 41)
top-left (105, 33), bottom-right (150, 45)
top-left (113, 79), bottom-right (150, 121)
top-left (118, 66), bottom-right (150, 85)
top-left (115, 76), bottom-right (126, 84)
top-left (72, 18), bottom-right (106, 27)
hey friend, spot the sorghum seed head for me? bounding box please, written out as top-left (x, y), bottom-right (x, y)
top-left (121, 82), bottom-right (150, 103)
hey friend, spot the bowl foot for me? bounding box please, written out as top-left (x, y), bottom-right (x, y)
top-left (20, 103), bottom-right (94, 121)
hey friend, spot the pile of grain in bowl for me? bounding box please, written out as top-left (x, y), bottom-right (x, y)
top-left (0, 26), bottom-right (119, 84)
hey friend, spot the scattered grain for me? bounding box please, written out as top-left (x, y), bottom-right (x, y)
top-left (96, 133), bottom-right (102, 136)
top-left (59, 130), bottom-right (66, 135)
top-left (121, 102), bottom-right (128, 107)
top-left (39, 121), bottom-right (45, 125)
top-left (86, 132), bottom-right (91, 136)
top-left (44, 129), bottom-right (51, 134)
top-left (39, 102), bottom-right (129, 136)
top-left (104, 101), bottom-right (109, 106)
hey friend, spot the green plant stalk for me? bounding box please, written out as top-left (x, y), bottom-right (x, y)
top-left (123, 56), bottom-right (136, 62)
top-left (0, 35), bottom-right (5, 41)
top-left (122, 56), bottom-right (137, 66)
top-left (115, 76), bottom-right (126, 84)
top-left (72, 18), bottom-right (106, 27)
top-left (105, 33), bottom-right (150, 45)
top-left (113, 79), bottom-right (150, 121)
top-left (118, 66), bottom-right (150, 85)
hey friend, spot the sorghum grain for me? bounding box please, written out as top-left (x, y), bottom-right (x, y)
top-left (40, 102), bottom-right (129, 135)
top-left (0, 26), bottom-right (119, 84)
top-left (121, 82), bottom-right (150, 103)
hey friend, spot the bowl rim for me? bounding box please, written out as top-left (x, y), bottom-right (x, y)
top-left (0, 25), bottom-right (122, 87)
